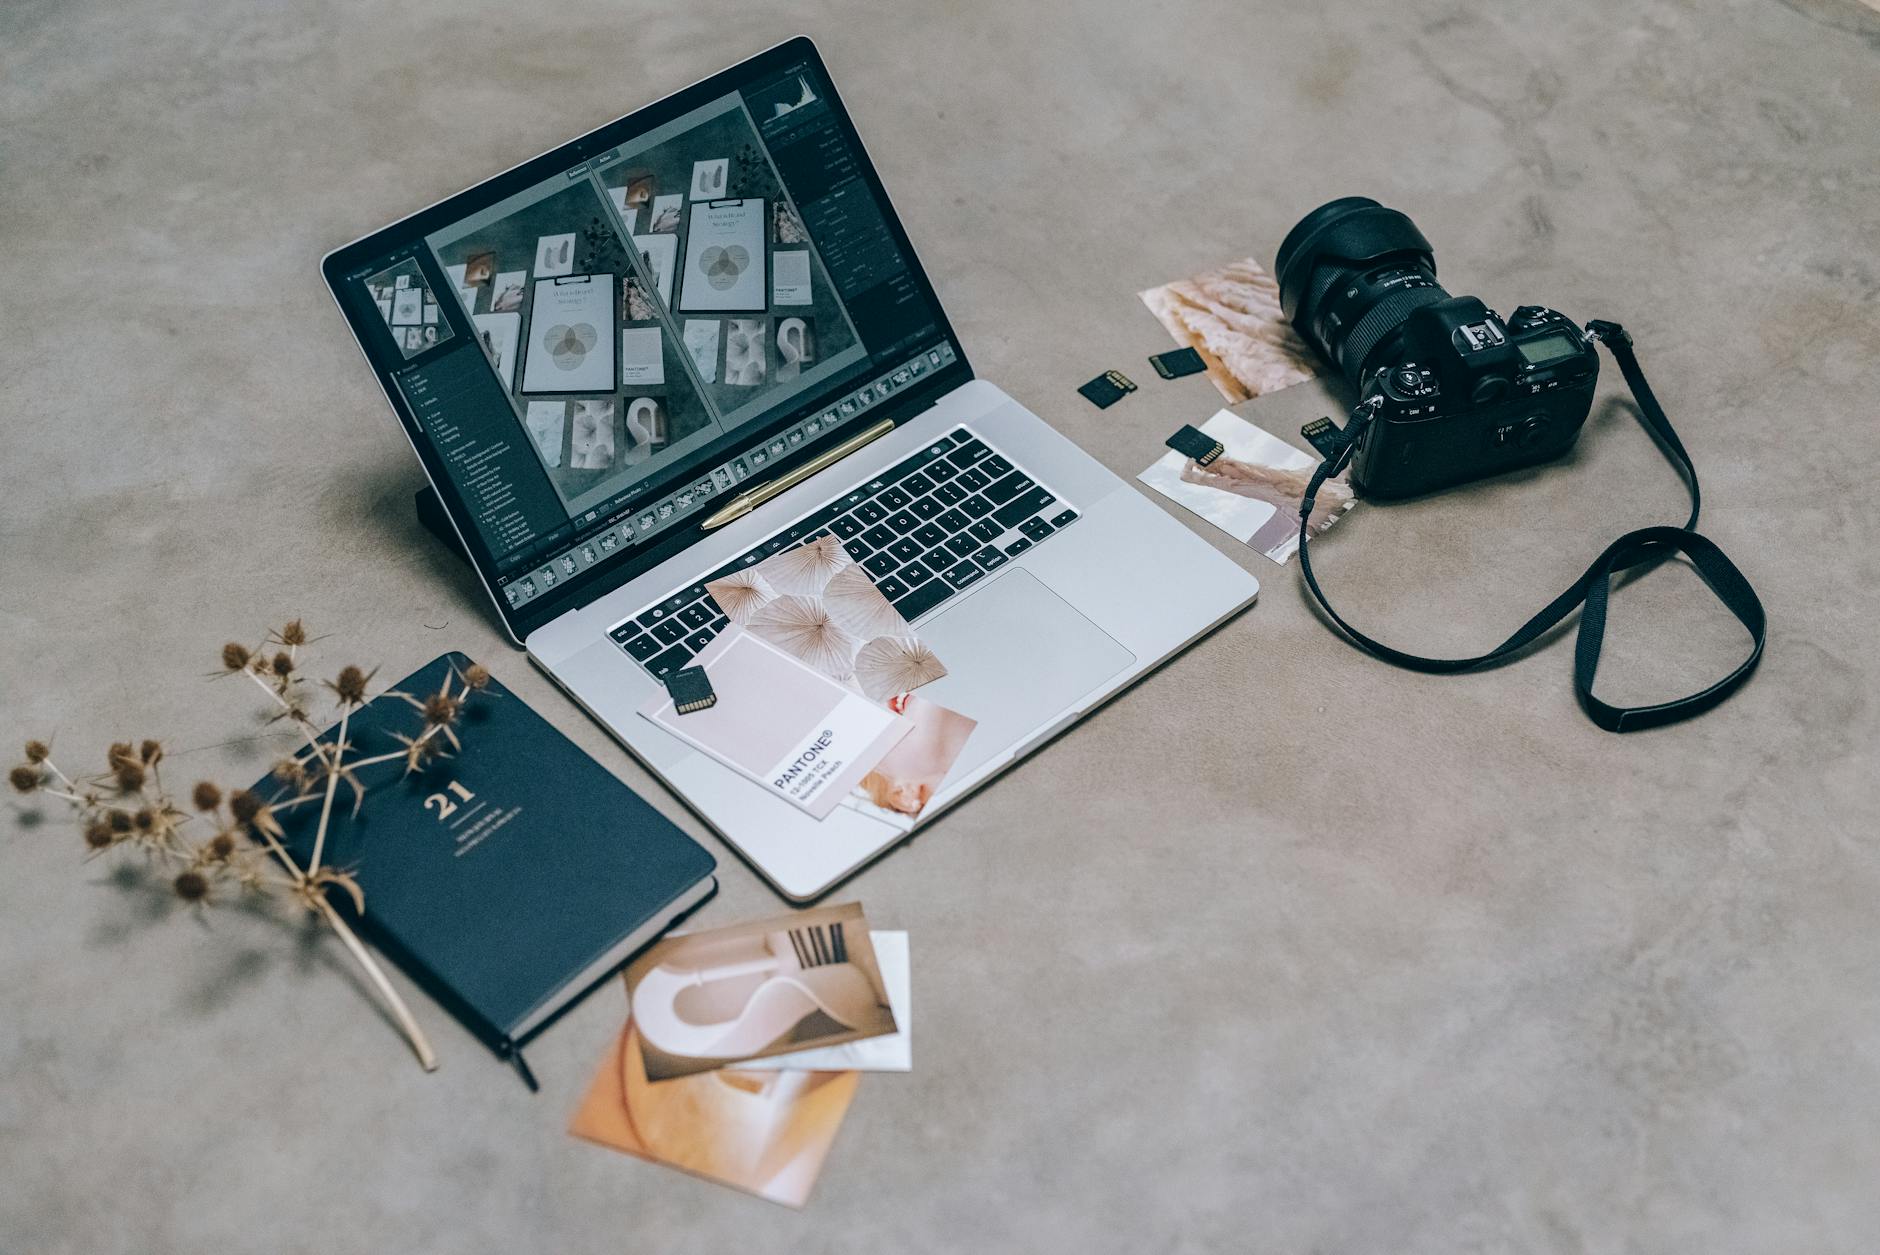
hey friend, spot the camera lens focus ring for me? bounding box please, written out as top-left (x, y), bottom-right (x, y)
top-left (1335, 285), bottom-right (1448, 380)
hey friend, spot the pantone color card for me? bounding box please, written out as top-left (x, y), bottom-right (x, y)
top-left (640, 626), bottom-right (912, 819)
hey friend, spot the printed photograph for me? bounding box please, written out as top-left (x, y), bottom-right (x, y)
top-left (775, 316), bottom-right (815, 381)
top-left (847, 695), bottom-right (975, 830)
top-left (705, 532), bottom-right (947, 700)
top-left (570, 1017), bottom-right (858, 1209)
top-left (569, 398), bottom-right (617, 470)
top-left (1140, 256), bottom-right (1321, 404)
top-left (624, 901), bottom-right (898, 1081)
top-left (764, 931), bottom-right (911, 1072)
top-left (1139, 409), bottom-right (1356, 563)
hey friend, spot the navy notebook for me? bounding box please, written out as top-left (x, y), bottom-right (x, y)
top-left (259, 653), bottom-right (716, 1086)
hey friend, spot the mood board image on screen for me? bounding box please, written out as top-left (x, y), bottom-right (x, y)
top-left (421, 91), bottom-right (865, 525)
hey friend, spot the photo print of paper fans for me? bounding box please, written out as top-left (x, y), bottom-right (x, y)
top-left (725, 319), bottom-right (767, 386)
top-left (569, 399), bottom-right (616, 470)
top-left (525, 401), bottom-right (565, 468)
top-left (748, 596), bottom-right (861, 680)
top-left (704, 533), bottom-right (949, 695)
top-left (851, 637), bottom-right (946, 703)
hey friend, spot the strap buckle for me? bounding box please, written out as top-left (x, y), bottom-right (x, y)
top-left (1583, 318), bottom-right (1632, 347)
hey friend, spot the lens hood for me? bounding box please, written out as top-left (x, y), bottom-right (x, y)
top-left (1275, 197), bottom-right (1436, 327)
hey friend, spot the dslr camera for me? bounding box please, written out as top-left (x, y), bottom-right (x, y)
top-left (1276, 197), bottom-right (1597, 498)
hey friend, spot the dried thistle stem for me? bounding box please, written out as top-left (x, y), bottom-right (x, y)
top-left (306, 708), bottom-right (348, 875)
top-left (313, 896), bottom-right (438, 1071)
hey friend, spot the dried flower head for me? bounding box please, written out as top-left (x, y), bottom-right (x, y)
top-left (106, 808), bottom-right (133, 833)
top-left (422, 691), bottom-right (461, 728)
top-left (83, 817), bottom-right (115, 850)
top-left (8, 764), bottom-right (41, 793)
top-left (107, 742), bottom-right (137, 771)
top-left (221, 642), bottom-right (251, 671)
top-left (139, 739), bottom-right (163, 765)
top-left (23, 740), bottom-right (50, 764)
top-left (191, 781), bottom-right (222, 811)
top-left (331, 665), bottom-right (370, 705)
top-left (279, 619), bottom-right (308, 647)
top-left (207, 832), bottom-right (237, 861)
top-left (271, 757), bottom-right (309, 788)
top-left (133, 808), bottom-right (156, 833)
top-left (271, 651), bottom-right (295, 678)
top-left (114, 761), bottom-right (147, 792)
top-left (172, 870), bottom-right (210, 904)
top-left (227, 789), bottom-right (262, 824)
top-left (462, 663), bottom-right (491, 691)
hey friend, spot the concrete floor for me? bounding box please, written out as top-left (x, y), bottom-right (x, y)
top-left (4, 0), bottom-right (1878, 1251)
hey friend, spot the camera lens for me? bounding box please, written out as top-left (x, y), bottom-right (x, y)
top-left (1275, 197), bottom-right (1449, 389)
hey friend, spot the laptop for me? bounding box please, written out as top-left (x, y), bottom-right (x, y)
top-left (322, 37), bottom-right (1258, 901)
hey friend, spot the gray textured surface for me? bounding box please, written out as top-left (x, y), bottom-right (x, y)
top-left (3, 1), bottom-right (1878, 1250)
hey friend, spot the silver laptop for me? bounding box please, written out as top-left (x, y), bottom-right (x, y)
top-left (323, 38), bottom-right (1257, 901)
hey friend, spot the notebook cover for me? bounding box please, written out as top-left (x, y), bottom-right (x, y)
top-left (257, 652), bottom-right (716, 1051)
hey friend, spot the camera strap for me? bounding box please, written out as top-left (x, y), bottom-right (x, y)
top-left (1294, 320), bottom-right (1765, 732)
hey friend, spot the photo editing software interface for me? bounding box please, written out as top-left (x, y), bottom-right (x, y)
top-left (340, 59), bottom-right (957, 612)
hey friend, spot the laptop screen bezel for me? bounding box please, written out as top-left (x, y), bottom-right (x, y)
top-left (320, 36), bottom-right (973, 644)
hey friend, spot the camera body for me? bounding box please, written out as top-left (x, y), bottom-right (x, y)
top-left (1350, 297), bottom-right (1597, 497)
top-left (1276, 197), bottom-right (1599, 498)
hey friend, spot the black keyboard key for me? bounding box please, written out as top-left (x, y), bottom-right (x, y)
top-left (945, 533), bottom-right (979, 558)
top-left (635, 605), bottom-right (673, 630)
top-left (683, 627), bottom-right (715, 653)
top-left (892, 576), bottom-right (957, 622)
top-left (913, 522), bottom-right (947, 547)
top-left (927, 459), bottom-right (959, 482)
top-left (981, 454), bottom-right (1013, 478)
top-left (888, 537), bottom-right (923, 562)
top-left (645, 644), bottom-right (692, 679)
top-left (969, 518), bottom-right (1002, 543)
top-left (877, 574), bottom-right (910, 601)
top-left (886, 510), bottom-right (919, 534)
top-left (982, 472), bottom-right (1034, 507)
top-left (621, 632), bottom-right (661, 661)
top-left (947, 439), bottom-right (991, 468)
top-left (1020, 516), bottom-right (1055, 541)
top-left (844, 538), bottom-right (871, 561)
top-left (652, 619), bottom-right (688, 645)
top-left (1004, 536), bottom-right (1033, 557)
top-left (863, 551), bottom-right (899, 578)
top-left (910, 496), bottom-right (944, 521)
top-left (678, 603), bottom-right (712, 630)
top-left (829, 514), bottom-right (864, 539)
top-left (899, 560), bottom-right (935, 586)
top-left (862, 524), bottom-right (895, 549)
top-left (960, 495), bottom-right (994, 520)
top-left (708, 615), bottom-right (729, 632)
top-left (1050, 509), bottom-right (1079, 529)
top-left (880, 487), bottom-right (911, 510)
top-left (903, 473), bottom-right (935, 496)
top-left (973, 546), bottom-right (1009, 570)
top-left (937, 508), bottom-right (970, 532)
top-left (942, 560), bottom-right (987, 591)
top-left (956, 467), bottom-right (991, 493)
top-left (609, 623), bottom-right (637, 643)
top-left (994, 486), bottom-right (1057, 530)
top-left (855, 501), bottom-right (887, 525)
top-left (933, 481), bottom-right (967, 506)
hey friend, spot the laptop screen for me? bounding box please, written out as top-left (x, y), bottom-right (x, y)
top-left (323, 41), bottom-right (965, 635)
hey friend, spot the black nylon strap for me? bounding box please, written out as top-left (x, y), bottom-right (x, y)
top-left (1295, 322), bottom-right (1766, 731)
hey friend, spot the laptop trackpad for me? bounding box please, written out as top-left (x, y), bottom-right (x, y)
top-left (911, 570), bottom-right (1135, 778)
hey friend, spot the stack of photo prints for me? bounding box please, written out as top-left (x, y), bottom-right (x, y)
top-left (575, 528), bottom-right (974, 1206)
top-left (1137, 256), bottom-right (1358, 564)
top-left (572, 902), bottom-right (911, 1208)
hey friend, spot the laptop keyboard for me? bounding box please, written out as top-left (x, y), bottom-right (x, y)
top-left (607, 426), bottom-right (1078, 679)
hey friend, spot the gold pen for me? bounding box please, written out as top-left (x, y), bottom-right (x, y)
top-left (700, 419), bottom-right (897, 530)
